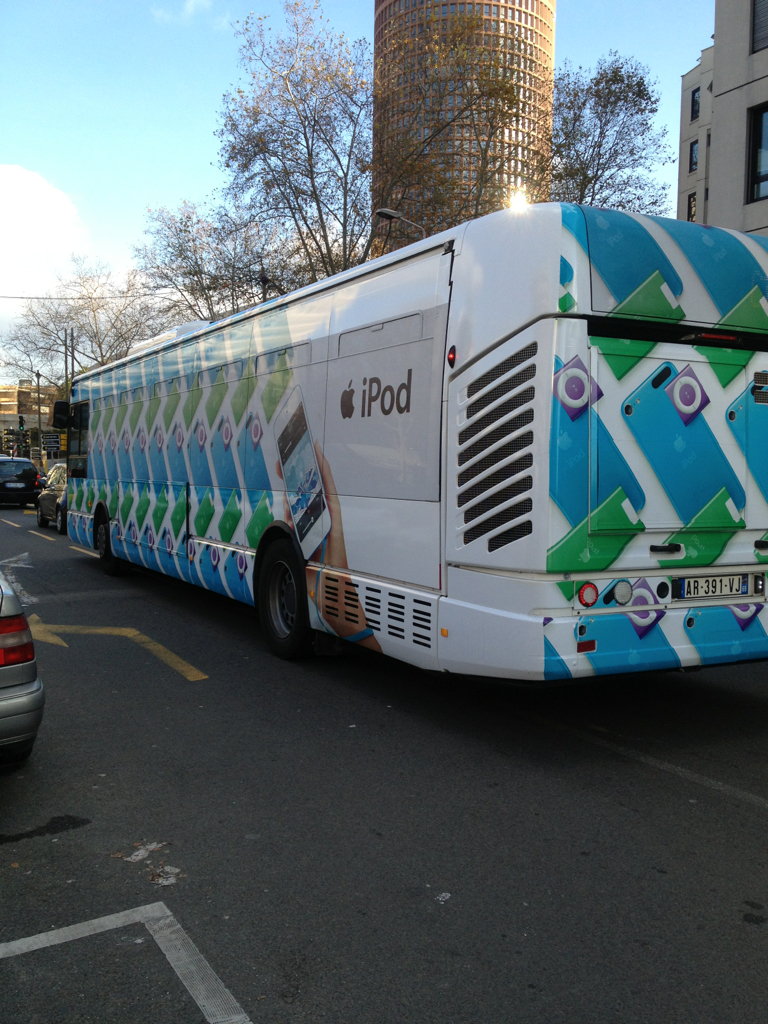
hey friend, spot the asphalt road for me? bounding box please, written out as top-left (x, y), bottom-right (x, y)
top-left (1, 505), bottom-right (768, 1023)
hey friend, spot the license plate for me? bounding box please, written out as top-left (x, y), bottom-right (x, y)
top-left (4, 482), bottom-right (24, 489)
top-left (672, 574), bottom-right (749, 599)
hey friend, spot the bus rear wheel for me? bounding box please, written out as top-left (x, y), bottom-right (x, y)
top-left (258, 539), bottom-right (312, 659)
top-left (96, 521), bottom-right (129, 577)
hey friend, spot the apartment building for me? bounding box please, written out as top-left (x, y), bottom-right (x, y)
top-left (679, 0), bottom-right (768, 235)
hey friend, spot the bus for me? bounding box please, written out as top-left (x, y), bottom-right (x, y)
top-left (56, 202), bottom-right (768, 681)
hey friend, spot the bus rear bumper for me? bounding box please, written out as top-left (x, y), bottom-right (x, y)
top-left (437, 595), bottom-right (767, 682)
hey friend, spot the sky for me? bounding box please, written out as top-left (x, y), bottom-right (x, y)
top-left (0, 0), bottom-right (716, 342)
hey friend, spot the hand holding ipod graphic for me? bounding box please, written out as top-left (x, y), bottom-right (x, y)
top-left (277, 440), bottom-right (381, 652)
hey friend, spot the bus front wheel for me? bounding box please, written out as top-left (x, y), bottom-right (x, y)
top-left (96, 521), bottom-right (129, 577)
top-left (258, 539), bottom-right (312, 659)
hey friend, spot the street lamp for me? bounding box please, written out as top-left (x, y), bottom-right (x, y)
top-left (374, 208), bottom-right (427, 240)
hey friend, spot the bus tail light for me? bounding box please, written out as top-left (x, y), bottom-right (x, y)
top-left (578, 583), bottom-right (599, 607)
top-left (0, 614), bottom-right (35, 667)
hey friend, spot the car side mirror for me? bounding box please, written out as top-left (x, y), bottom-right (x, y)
top-left (52, 401), bottom-right (69, 430)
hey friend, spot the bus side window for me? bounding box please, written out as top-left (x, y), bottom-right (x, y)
top-left (68, 401), bottom-right (90, 479)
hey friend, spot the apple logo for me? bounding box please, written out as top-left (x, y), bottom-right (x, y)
top-left (673, 434), bottom-right (686, 453)
top-left (340, 380), bottom-right (355, 419)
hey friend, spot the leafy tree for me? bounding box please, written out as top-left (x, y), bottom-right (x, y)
top-left (546, 52), bottom-right (672, 214)
top-left (2, 257), bottom-right (171, 390)
top-left (134, 201), bottom-right (305, 322)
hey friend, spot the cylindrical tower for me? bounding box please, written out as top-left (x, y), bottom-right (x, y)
top-left (373, 0), bottom-right (556, 237)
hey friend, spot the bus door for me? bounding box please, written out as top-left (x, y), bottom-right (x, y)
top-left (322, 246), bottom-right (452, 589)
top-left (587, 336), bottom-right (750, 571)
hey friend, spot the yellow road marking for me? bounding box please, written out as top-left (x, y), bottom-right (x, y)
top-left (23, 510), bottom-right (35, 515)
top-left (0, 519), bottom-right (21, 528)
top-left (69, 545), bottom-right (99, 559)
top-left (28, 530), bottom-right (56, 542)
top-left (27, 614), bottom-right (208, 681)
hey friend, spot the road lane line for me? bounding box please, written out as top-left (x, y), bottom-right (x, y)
top-left (0, 902), bottom-right (253, 1024)
top-left (28, 530), bottom-right (55, 542)
top-left (0, 519), bottom-right (21, 528)
top-left (69, 545), bottom-right (99, 558)
top-left (27, 616), bottom-right (208, 681)
top-left (146, 912), bottom-right (253, 1024)
top-left (532, 714), bottom-right (768, 812)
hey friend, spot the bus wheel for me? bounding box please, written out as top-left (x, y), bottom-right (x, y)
top-left (258, 539), bottom-right (312, 659)
top-left (96, 521), bottom-right (129, 577)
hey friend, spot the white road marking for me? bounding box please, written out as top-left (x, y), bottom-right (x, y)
top-left (0, 902), bottom-right (252, 1024)
top-left (535, 715), bottom-right (768, 812)
top-left (69, 545), bottom-right (99, 558)
top-left (28, 530), bottom-right (55, 542)
top-left (0, 553), bottom-right (32, 568)
top-left (0, 519), bottom-right (21, 528)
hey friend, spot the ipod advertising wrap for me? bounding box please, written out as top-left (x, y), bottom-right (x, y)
top-left (275, 386), bottom-right (329, 559)
top-left (324, 334), bottom-right (443, 501)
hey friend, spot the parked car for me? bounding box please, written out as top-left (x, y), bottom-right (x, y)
top-left (0, 569), bottom-right (44, 764)
top-left (0, 458), bottom-right (44, 507)
top-left (36, 464), bottom-right (67, 534)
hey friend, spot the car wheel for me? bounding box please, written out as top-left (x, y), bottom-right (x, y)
top-left (0, 738), bottom-right (35, 765)
top-left (96, 520), bottom-right (129, 577)
top-left (36, 505), bottom-right (49, 528)
top-left (56, 506), bottom-right (66, 535)
top-left (258, 538), bottom-right (312, 659)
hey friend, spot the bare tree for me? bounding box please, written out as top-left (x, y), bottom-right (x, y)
top-left (2, 257), bottom-right (171, 390)
top-left (546, 52), bottom-right (673, 214)
top-left (134, 201), bottom-right (308, 321)
top-left (218, 0), bottom-right (374, 280)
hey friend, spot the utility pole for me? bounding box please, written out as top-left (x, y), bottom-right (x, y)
top-left (36, 370), bottom-right (42, 467)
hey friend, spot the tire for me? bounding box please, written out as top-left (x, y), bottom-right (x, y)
top-left (257, 538), bottom-right (313, 659)
top-left (36, 505), bottom-right (49, 528)
top-left (96, 520), bottom-right (129, 577)
top-left (55, 506), bottom-right (66, 535)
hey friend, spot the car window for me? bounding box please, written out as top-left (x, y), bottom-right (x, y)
top-left (0, 461), bottom-right (35, 481)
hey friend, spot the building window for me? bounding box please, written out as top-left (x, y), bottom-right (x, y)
top-left (754, 0), bottom-right (768, 52)
top-left (749, 104), bottom-right (768, 201)
top-left (691, 87), bottom-right (700, 121)
top-left (687, 193), bottom-right (697, 222)
top-left (689, 139), bottom-right (699, 173)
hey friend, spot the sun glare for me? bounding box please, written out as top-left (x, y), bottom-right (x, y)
top-left (509, 190), bottom-right (529, 212)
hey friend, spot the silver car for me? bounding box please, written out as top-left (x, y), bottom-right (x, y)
top-left (0, 569), bottom-right (44, 764)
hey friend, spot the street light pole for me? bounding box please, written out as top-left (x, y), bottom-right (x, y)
top-left (374, 207), bottom-right (428, 239)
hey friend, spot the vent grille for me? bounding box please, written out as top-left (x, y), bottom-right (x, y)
top-left (467, 342), bottom-right (538, 399)
top-left (316, 581), bottom-right (436, 651)
top-left (458, 408), bottom-right (533, 466)
top-left (459, 384), bottom-right (535, 444)
top-left (458, 343), bottom-right (536, 550)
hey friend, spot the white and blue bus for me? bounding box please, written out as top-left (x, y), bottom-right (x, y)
top-left (57, 203), bottom-right (768, 680)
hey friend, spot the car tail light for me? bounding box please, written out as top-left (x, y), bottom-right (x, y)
top-left (0, 614), bottom-right (35, 667)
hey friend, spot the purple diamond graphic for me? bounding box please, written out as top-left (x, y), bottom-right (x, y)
top-left (624, 578), bottom-right (665, 639)
top-left (665, 365), bottom-right (710, 425)
top-left (250, 413), bottom-right (263, 449)
top-left (553, 356), bottom-right (603, 421)
top-left (730, 604), bottom-right (761, 631)
top-left (221, 417), bottom-right (233, 451)
top-left (236, 550), bottom-right (248, 578)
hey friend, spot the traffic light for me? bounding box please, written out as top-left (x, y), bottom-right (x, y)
top-left (18, 415), bottom-right (24, 429)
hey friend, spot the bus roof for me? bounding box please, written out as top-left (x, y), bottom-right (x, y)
top-left (74, 203), bottom-right (768, 389)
